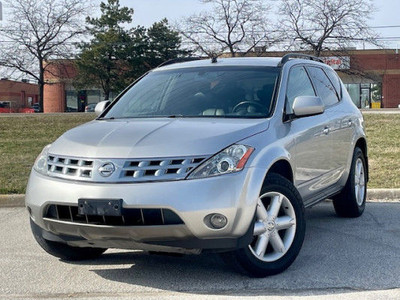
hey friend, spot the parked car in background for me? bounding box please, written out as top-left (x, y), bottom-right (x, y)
top-left (85, 103), bottom-right (97, 112)
top-left (26, 54), bottom-right (368, 277)
top-left (32, 103), bottom-right (41, 113)
top-left (0, 101), bottom-right (14, 113)
top-left (19, 107), bottom-right (35, 113)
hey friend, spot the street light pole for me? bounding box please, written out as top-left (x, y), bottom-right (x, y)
top-left (0, 1), bottom-right (3, 21)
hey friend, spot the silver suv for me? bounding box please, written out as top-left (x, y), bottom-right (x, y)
top-left (26, 54), bottom-right (368, 277)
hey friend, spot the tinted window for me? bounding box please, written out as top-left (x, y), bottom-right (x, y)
top-left (286, 66), bottom-right (315, 113)
top-left (104, 67), bottom-right (280, 119)
top-left (307, 67), bottom-right (339, 106)
top-left (324, 68), bottom-right (342, 99)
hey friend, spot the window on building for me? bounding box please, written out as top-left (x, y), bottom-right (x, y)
top-left (66, 90), bottom-right (78, 112)
top-left (345, 84), bottom-right (361, 108)
top-left (87, 90), bottom-right (101, 105)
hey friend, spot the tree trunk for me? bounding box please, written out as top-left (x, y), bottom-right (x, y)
top-left (39, 59), bottom-right (44, 113)
top-left (104, 88), bottom-right (110, 101)
top-left (104, 54), bottom-right (112, 100)
top-left (104, 76), bottom-right (111, 100)
top-left (229, 45), bottom-right (236, 57)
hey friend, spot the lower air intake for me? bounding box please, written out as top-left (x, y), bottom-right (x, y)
top-left (44, 204), bottom-right (184, 226)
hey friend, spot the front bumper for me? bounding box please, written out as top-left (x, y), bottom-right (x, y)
top-left (26, 167), bottom-right (265, 251)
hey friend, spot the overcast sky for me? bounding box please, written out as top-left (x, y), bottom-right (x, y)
top-left (1, 0), bottom-right (400, 47)
top-left (121, 0), bottom-right (398, 28)
top-left (122, 0), bottom-right (400, 48)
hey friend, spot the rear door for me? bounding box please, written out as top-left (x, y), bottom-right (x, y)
top-left (321, 67), bottom-right (355, 175)
top-left (306, 66), bottom-right (344, 189)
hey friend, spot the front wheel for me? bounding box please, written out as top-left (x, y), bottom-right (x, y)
top-left (225, 174), bottom-right (306, 277)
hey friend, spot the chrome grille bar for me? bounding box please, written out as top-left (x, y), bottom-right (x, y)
top-left (45, 154), bottom-right (207, 183)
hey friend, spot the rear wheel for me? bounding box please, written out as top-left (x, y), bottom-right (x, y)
top-left (225, 174), bottom-right (306, 277)
top-left (30, 219), bottom-right (107, 261)
top-left (333, 147), bottom-right (367, 218)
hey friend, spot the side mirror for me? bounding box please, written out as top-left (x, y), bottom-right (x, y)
top-left (292, 96), bottom-right (324, 117)
top-left (95, 100), bottom-right (110, 116)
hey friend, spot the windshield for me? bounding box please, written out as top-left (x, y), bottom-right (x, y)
top-left (104, 66), bottom-right (280, 119)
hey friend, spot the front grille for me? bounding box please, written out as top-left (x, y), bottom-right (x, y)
top-left (47, 155), bottom-right (94, 179)
top-left (121, 157), bottom-right (205, 181)
top-left (44, 204), bottom-right (184, 226)
top-left (45, 154), bottom-right (207, 183)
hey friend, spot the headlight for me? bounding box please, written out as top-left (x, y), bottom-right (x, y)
top-left (33, 144), bottom-right (51, 175)
top-left (187, 144), bottom-right (254, 179)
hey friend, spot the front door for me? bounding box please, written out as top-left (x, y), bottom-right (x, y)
top-left (284, 65), bottom-right (334, 203)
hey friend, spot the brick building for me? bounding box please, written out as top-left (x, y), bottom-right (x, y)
top-left (43, 49), bottom-right (400, 113)
top-left (350, 50), bottom-right (400, 108)
top-left (0, 79), bottom-right (39, 111)
top-left (44, 61), bottom-right (112, 113)
top-left (257, 49), bottom-right (400, 109)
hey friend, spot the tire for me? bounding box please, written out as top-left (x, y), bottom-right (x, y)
top-left (30, 219), bottom-right (107, 261)
top-left (333, 147), bottom-right (367, 218)
top-left (225, 173), bottom-right (306, 277)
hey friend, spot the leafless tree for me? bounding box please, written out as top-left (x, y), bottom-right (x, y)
top-left (178, 0), bottom-right (277, 57)
top-left (0, 0), bottom-right (90, 111)
top-left (279, 0), bottom-right (378, 57)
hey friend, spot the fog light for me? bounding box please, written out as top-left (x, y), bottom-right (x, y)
top-left (209, 213), bottom-right (227, 229)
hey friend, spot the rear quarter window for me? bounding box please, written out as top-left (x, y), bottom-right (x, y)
top-left (324, 68), bottom-right (342, 99)
top-left (306, 66), bottom-right (339, 107)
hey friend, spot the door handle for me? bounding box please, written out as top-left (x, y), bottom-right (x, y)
top-left (323, 127), bottom-right (330, 135)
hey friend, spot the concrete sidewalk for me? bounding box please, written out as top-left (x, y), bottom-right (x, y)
top-left (1, 189), bottom-right (399, 208)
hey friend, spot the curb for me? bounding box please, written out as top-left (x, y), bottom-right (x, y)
top-left (0, 194), bottom-right (25, 207)
top-left (366, 189), bottom-right (400, 202)
top-left (0, 189), bottom-right (399, 208)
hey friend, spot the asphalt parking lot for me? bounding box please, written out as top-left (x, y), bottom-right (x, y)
top-left (0, 201), bottom-right (399, 300)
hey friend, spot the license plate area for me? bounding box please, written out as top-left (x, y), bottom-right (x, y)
top-left (78, 199), bottom-right (123, 216)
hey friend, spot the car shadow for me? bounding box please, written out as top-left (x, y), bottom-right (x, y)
top-left (67, 201), bottom-right (400, 296)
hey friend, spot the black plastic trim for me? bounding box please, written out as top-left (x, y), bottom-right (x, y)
top-left (279, 53), bottom-right (324, 66)
top-left (32, 210), bottom-right (256, 251)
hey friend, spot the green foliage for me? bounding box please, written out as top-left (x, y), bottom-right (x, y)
top-left (75, 0), bottom-right (136, 100)
top-left (75, 0), bottom-right (186, 99)
top-left (147, 19), bottom-right (189, 68)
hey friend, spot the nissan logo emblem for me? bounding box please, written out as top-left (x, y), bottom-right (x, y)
top-left (98, 162), bottom-right (115, 177)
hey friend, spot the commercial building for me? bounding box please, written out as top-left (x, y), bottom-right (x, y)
top-left (258, 49), bottom-right (399, 109)
top-left (42, 49), bottom-right (400, 113)
top-left (43, 61), bottom-right (114, 113)
top-left (0, 78), bottom-right (39, 112)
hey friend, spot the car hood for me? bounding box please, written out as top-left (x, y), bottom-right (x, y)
top-left (50, 118), bottom-right (269, 158)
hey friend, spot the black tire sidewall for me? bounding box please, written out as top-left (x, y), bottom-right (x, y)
top-left (333, 147), bottom-right (367, 217)
top-left (349, 147), bottom-right (367, 211)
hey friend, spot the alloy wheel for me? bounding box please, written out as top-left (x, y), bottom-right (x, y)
top-left (249, 192), bottom-right (297, 262)
top-left (354, 158), bottom-right (366, 206)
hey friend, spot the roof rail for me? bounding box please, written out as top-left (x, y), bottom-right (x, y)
top-left (157, 57), bottom-right (204, 68)
top-left (278, 53), bottom-right (324, 66)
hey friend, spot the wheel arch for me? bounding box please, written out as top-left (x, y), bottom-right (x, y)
top-left (265, 159), bottom-right (294, 184)
top-left (355, 137), bottom-right (369, 182)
